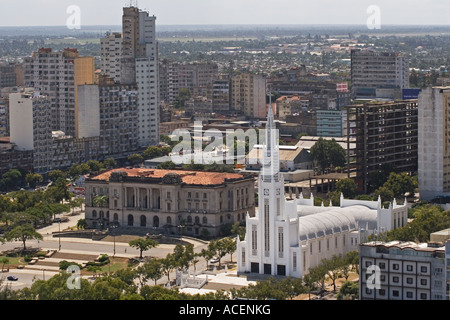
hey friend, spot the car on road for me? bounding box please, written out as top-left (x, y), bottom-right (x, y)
top-left (210, 258), bottom-right (219, 264)
top-left (7, 276), bottom-right (18, 281)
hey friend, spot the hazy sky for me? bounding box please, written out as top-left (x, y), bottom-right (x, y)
top-left (1, 0), bottom-right (450, 26)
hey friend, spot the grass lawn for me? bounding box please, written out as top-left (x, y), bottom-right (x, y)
top-left (81, 257), bottom-right (130, 276)
top-left (0, 255), bottom-right (27, 269)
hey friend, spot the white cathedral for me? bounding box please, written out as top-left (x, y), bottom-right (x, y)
top-left (236, 107), bottom-right (408, 278)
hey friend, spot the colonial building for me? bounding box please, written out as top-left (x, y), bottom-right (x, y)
top-left (84, 168), bottom-right (255, 237)
top-left (237, 108), bottom-right (408, 278)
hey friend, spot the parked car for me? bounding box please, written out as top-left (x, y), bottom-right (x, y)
top-left (7, 275), bottom-right (18, 281)
top-left (210, 258), bottom-right (219, 264)
top-left (53, 218), bottom-right (61, 223)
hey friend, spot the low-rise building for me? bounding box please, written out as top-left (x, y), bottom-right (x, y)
top-left (84, 168), bottom-right (256, 237)
top-left (359, 241), bottom-right (446, 300)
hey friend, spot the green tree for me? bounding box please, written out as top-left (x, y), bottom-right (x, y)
top-left (336, 281), bottom-right (359, 300)
top-left (373, 185), bottom-right (394, 203)
top-left (172, 243), bottom-right (195, 271)
top-left (383, 172), bottom-right (417, 198)
top-left (92, 194), bottom-right (108, 208)
top-left (86, 160), bottom-right (103, 172)
top-left (48, 170), bottom-right (66, 182)
top-left (310, 138), bottom-right (346, 173)
top-left (5, 224), bottom-right (43, 252)
top-left (25, 173), bottom-right (43, 189)
top-left (157, 161), bottom-right (176, 170)
top-left (173, 88), bottom-right (191, 109)
top-left (160, 253), bottom-right (176, 282)
top-left (0, 257), bottom-right (9, 271)
top-left (0, 169), bottom-right (23, 190)
top-left (128, 154), bottom-right (144, 167)
top-left (385, 205), bottom-right (450, 242)
top-left (103, 157), bottom-right (117, 169)
top-left (231, 222), bottom-right (246, 241)
top-left (335, 178), bottom-right (357, 199)
top-left (76, 218), bottom-right (87, 230)
top-left (45, 178), bottom-right (70, 204)
top-left (128, 238), bottom-right (159, 259)
top-left (138, 259), bottom-right (163, 285)
top-left (199, 247), bottom-right (215, 270)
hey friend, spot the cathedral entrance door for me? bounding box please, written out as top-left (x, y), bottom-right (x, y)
top-left (277, 265), bottom-right (286, 276)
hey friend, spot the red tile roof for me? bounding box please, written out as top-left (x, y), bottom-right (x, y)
top-left (90, 168), bottom-right (245, 186)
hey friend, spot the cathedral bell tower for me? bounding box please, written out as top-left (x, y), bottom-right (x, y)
top-left (257, 95), bottom-right (286, 274)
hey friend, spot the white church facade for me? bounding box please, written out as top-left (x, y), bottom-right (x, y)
top-left (236, 107), bottom-right (408, 278)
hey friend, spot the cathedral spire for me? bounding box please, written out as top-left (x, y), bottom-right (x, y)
top-left (261, 90), bottom-right (280, 182)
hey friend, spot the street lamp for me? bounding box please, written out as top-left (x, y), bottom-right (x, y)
top-left (58, 221), bottom-right (61, 251)
top-left (110, 221), bottom-right (119, 257)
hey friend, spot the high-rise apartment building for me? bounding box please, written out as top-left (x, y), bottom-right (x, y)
top-left (351, 49), bottom-right (409, 99)
top-left (159, 60), bottom-right (219, 105)
top-left (9, 89), bottom-right (53, 173)
top-left (346, 100), bottom-right (418, 193)
top-left (98, 77), bottom-right (139, 159)
top-left (120, 6), bottom-right (159, 147)
top-left (23, 48), bottom-right (95, 138)
top-left (232, 73), bottom-right (266, 119)
top-left (418, 86), bottom-right (450, 201)
top-left (100, 32), bottom-right (122, 83)
top-left (0, 63), bottom-right (17, 89)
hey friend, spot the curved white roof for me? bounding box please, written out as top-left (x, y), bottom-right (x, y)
top-left (298, 205), bottom-right (377, 241)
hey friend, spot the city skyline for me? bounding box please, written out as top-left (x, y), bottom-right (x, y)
top-left (1, 0), bottom-right (450, 27)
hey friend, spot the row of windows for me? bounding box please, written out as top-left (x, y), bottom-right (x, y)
top-left (365, 260), bottom-right (429, 273)
top-left (365, 288), bottom-right (429, 299)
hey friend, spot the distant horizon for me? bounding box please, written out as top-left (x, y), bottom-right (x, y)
top-left (2, 1), bottom-right (450, 27)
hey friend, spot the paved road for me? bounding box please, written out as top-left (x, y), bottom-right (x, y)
top-left (0, 207), bottom-right (222, 290)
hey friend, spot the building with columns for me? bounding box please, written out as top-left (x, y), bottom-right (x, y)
top-left (84, 168), bottom-right (255, 237)
top-left (237, 108), bottom-right (408, 278)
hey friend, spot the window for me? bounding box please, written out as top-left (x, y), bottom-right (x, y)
top-left (406, 292), bottom-right (413, 298)
top-left (365, 261), bottom-right (372, 268)
top-left (406, 277), bottom-right (413, 284)
top-left (392, 290), bottom-right (399, 297)
top-left (421, 266), bottom-right (428, 273)
top-left (379, 289), bottom-right (386, 296)
top-left (393, 263), bottom-right (400, 270)
top-left (420, 279), bottom-right (427, 286)
top-left (393, 276), bottom-right (399, 283)
top-left (420, 293), bottom-right (427, 300)
top-left (293, 252), bottom-right (297, 271)
top-left (379, 262), bottom-right (386, 270)
top-left (407, 265), bottom-right (413, 272)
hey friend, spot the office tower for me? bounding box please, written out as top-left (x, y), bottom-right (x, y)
top-left (418, 86), bottom-right (450, 201)
top-left (351, 49), bottom-right (409, 99)
top-left (9, 89), bottom-right (53, 173)
top-left (121, 6), bottom-right (159, 147)
top-left (232, 73), bottom-right (266, 119)
top-left (23, 48), bottom-right (95, 138)
top-left (347, 100), bottom-right (418, 194)
top-left (316, 109), bottom-right (347, 137)
top-left (100, 32), bottom-right (123, 83)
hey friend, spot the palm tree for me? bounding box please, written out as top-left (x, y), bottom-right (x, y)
top-left (93, 195), bottom-right (108, 208)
